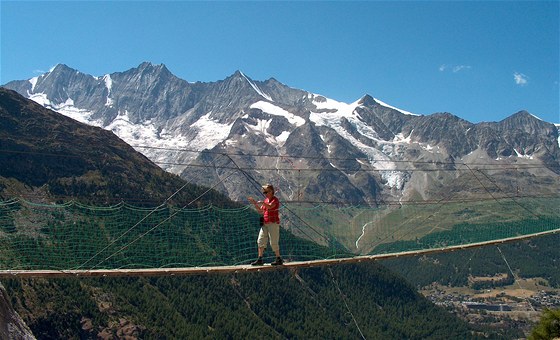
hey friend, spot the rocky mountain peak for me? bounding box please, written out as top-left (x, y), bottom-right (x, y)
top-left (223, 70), bottom-right (258, 90)
top-left (29, 64), bottom-right (92, 104)
top-left (221, 70), bottom-right (249, 82)
top-left (137, 61), bottom-right (163, 69)
top-left (430, 112), bottom-right (462, 120)
top-left (502, 110), bottom-right (539, 123)
top-left (231, 70), bottom-right (245, 78)
top-left (119, 62), bottom-right (177, 85)
top-left (498, 110), bottom-right (556, 135)
top-left (40, 64), bottom-right (91, 85)
top-left (49, 63), bottom-right (78, 75)
top-left (358, 94), bottom-right (377, 107)
top-left (134, 61), bottom-right (173, 77)
top-left (211, 70), bottom-right (273, 104)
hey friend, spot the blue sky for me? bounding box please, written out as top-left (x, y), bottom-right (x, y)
top-left (1, 1), bottom-right (559, 123)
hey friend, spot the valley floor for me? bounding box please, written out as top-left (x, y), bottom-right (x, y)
top-left (421, 278), bottom-right (560, 337)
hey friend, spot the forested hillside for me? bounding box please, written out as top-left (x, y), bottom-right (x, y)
top-left (382, 233), bottom-right (560, 288)
top-left (3, 263), bottom-right (480, 339)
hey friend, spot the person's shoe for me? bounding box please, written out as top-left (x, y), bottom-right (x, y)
top-left (251, 257), bottom-right (264, 266)
top-left (271, 257), bottom-right (284, 266)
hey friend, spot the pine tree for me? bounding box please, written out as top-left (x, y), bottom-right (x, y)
top-left (529, 308), bottom-right (560, 340)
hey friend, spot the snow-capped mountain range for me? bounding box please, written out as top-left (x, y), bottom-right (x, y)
top-left (3, 62), bottom-right (559, 205)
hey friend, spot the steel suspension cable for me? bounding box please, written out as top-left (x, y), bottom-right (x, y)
top-left (473, 168), bottom-right (548, 220)
top-left (73, 178), bottom-right (195, 270)
top-left (496, 246), bottom-right (536, 312)
top-left (86, 169), bottom-right (238, 271)
top-left (362, 164), bottom-right (473, 251)
top-left (222, 152), bottom-right (331, 244)
top-left (70, 145), bottom-right (226, 270)
top-left (328, 267), bottom-right (366, 340)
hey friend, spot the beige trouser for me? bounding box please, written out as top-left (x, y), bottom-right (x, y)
top-left (257, 222), bottom-right (280, 252)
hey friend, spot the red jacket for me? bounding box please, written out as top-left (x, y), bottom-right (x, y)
top-left (262, 196), bottom-right (280, 223)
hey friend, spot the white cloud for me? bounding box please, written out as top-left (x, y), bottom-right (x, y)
top-left (514, 72), bottom-right (528, 86)
top-left (439, 64), bottom-right (471, 73)
top-left (452, 65), bottom-right (471, 73)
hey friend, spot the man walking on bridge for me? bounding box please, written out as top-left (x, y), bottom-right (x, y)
top-left (248, 184), bottom-right (283, 266)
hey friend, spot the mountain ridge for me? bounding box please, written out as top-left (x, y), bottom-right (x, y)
top-left (3, 62), bottom-right (559, 210)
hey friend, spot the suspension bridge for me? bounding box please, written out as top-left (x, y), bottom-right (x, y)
top-left (0, 195), bottom-right (558, 278)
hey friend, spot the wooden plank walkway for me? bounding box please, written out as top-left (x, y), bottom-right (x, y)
top-left (1, 228), bottom-right (558, 279)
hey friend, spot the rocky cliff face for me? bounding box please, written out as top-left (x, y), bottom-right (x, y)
top-left (3, 62), bottom-right (559, 204)
top-left (0, 282), bottom-right (35, 340)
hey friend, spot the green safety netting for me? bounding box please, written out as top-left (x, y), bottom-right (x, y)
top-left (0, 197), bottom-right (558, 271)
